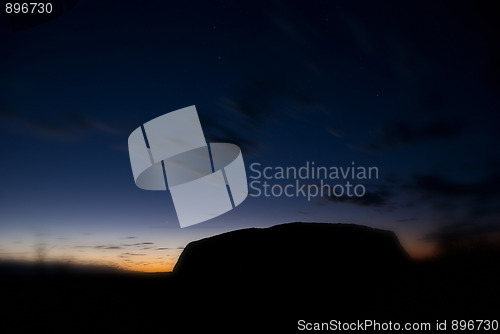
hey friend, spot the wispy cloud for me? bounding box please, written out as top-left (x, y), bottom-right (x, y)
top-left (0, 108), bottom-right (120, 140)
top-left (405, 164), bottom-right (500, 241)
top-left (324, 185), bottom-right (394, 208)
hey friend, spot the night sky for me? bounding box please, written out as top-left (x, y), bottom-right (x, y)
top-left (1, 0), bottom-right (499, 272)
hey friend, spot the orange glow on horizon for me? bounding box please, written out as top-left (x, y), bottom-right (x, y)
top-left (121, 261), bottom-right (175, 273)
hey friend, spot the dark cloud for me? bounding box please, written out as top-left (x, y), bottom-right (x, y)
top-left (396, 218), bottom-right (419, 223)
top-left (351, 143), bottom-right (383, 154)
top-left (380, 120), bottom-right (464, 148)
top-left (410, 172), bottom-right (500, 200)
top-left (0, 106), bottom-right (15, 120)
top-left (31, 112), bottom-right (117, 138)
top-left (424, 221), bottom-right (500, 242)
top-left (408, 167), bottom-right (500, 242)
top-left (94, 245), bottom-right (122, 250)
top-left (353, 119), bottom-right (465, 154)
top-left (201, 72), bottom-right (318, 155)
top-left (324, 186), bottom-right (394, 208)
top-left (119, 242), bottom-right (156, 250)
top-left (420, 93), bottom-right (445, 111)
top-left (121, 253), bottom-right (146, 256)
top-left (0, 110), bottom-right (118, 140)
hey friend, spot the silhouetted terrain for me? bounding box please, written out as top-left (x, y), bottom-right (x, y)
top-left (2, 222), bottom-right (499, 333)
top-left (0, 259), bottom-right (129, 276)
top-left (174, 222), bottom-right (410, 283)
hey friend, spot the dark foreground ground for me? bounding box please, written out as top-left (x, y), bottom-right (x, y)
top-left (2, 223), bottom-right (499, 333)
top-left (1, 255), bottom-right (499, 333)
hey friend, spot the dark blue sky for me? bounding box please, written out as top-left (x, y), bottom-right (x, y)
top-left (1, 0), bottom-right (499, 271)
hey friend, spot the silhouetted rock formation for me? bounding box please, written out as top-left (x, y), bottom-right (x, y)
top-left (173, 222), bottom-right (410, 284)
top-left (3, 223), bottom-right (500, 333)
